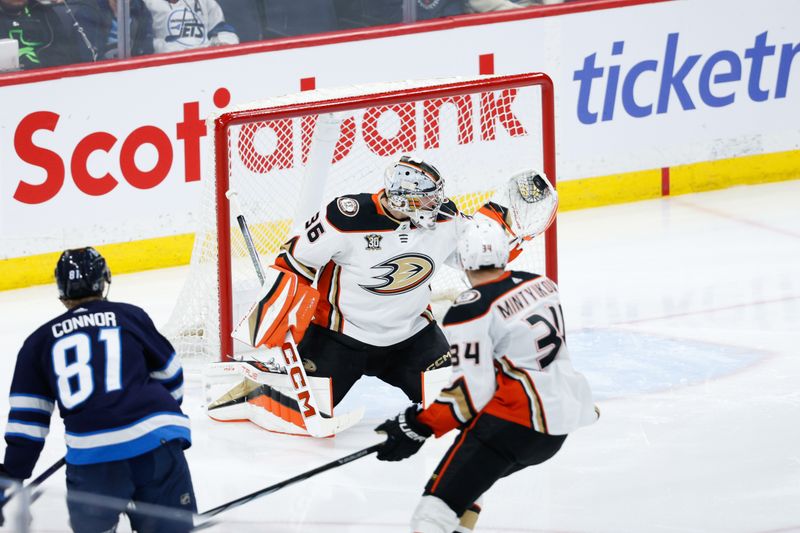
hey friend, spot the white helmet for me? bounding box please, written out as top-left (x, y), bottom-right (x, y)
top-left (384, 156), bottom-right (445, 230)
top-left (457, 219), bottom-right (509, 271)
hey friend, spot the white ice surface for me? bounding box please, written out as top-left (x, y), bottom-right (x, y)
top-left (1, 180), bottom-right (799, 532)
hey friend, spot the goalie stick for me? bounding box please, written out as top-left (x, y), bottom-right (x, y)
top-left (225, 190), bottom-right (364, 438)
top-left (194, 443), bottom-right (382, 526)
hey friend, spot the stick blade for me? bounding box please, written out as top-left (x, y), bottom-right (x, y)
top-left (305, 406), bottom-right (365, 438)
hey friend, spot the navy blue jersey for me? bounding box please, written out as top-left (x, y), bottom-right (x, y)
top-left (3, 300), bottom-right (190, 480)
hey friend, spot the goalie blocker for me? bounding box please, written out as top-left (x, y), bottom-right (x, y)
top-left (232, 265), bottom-right (319, 349)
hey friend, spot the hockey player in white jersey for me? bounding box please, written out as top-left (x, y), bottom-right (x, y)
top-left (374, 218), bottom-right (598, 533)
top-left (267, 156), bottom-right (462, 409)
top-left (238, 156), bottom-right (543, 417)
top-left (143, 0), bottom-right (239, 53)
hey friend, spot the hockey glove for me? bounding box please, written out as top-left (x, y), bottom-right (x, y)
top-left (375, 406), bottom-right (433, 461)
top-left (231, 266), bottom-right (320, 349)
top-left (0, 463), bottom-right (9, 527)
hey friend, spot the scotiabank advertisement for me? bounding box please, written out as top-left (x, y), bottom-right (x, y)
top-left (1, 0), bottom-right (798, 258)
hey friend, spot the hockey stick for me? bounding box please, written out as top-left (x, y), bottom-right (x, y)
top-left (225, 190), bottom-right (364, 438)
top-left (195, 443), bottom-right (381, 525)
top-left (0, 457), bottom-right (66, 511)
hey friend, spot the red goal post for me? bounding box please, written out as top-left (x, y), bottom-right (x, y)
top-left (167, 73), bottom-right (558, 362)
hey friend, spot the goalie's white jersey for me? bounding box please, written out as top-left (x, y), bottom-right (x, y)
top-left (418, 270), bottom-right (598, 436)
top-left (275, 191), bottom-right (465, 346)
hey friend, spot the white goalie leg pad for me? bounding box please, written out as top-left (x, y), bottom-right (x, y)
top-left (204, 361), bottom-right (332, 436)
top-left (410, 495), bottom-right (458, 533)
top-left (421, 366), bottom-right (452, 408)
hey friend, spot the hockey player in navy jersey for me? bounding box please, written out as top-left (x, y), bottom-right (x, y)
top-left (374, 219), bottom-right (599, 533)
top-left (0, 247), bottom-right (196, 532)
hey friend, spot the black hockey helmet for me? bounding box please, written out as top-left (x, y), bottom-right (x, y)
top-left (55, 247), bottom-right (111, 300)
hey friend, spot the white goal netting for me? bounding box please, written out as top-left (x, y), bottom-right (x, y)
top-left (165, 73), bottom-right (557, 361)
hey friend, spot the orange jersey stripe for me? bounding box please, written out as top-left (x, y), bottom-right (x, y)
top-left (484, 358), bottom-right (549, 432)
top-left (312, 262), bottom-right (343, 332)
top-left (417, 402), bottom-right (461, 438)
top-left (312, 262), bottom-right (336, 330)
top-left (429, 413), bottom-right (483, 494)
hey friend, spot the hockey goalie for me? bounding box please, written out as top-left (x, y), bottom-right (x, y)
top-left (206, 155), bottom-right (558, 437)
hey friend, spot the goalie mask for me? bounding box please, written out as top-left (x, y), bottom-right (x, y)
top-left (55, 247), bottom-right (111, 300)
top-left (384, 156), bottom-right (445, 230)
top-left (457, 219), bottom-right (510, 271)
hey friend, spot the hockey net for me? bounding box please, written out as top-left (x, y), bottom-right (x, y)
top-left (165, 73), bottom-right (557, 362)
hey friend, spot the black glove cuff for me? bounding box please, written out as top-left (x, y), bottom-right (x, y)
top-left (404, 405), bottom-right (433, 438)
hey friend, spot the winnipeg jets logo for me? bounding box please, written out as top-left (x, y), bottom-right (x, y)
top-left (360, 254), bottom-right (435, 295)
top-left (365, 234), bottom-right (382, 250)
top-left (165, 7), bottom-right (206, 46)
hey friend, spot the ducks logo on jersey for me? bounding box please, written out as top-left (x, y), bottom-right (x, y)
top-left (360, 253), bottom-right (435, 295)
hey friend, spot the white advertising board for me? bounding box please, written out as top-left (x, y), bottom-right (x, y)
top-left (0, 0), bottom-right (798, 257)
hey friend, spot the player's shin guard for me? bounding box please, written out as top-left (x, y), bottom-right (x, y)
top-left (410, 495), bottom-right (458, 533)
top-left (455, 496), bottom-right (483, 532)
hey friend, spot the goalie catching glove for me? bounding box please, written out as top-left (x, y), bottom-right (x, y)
top-left (375, 406), bottom-right (433, 461)
top-left (232, 266), bottom-right (319, 348)
top-left (478, 169), bottom-right (558, 261)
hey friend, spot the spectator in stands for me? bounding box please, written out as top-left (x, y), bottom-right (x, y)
top-left (142, 0), bottom-right (239, 54)
top-left (71, 0), bottom-right (154, 59)
top-left (467, 0), bottom-right (561, 11)
top-left (333, 0), bottom-right (403, 28)
top-left (415, 0), bottom-right (466, 20)
top-left (334, 0), bottom-right (568, 29)
top-left (261, 0), bottom-right (337, 38)
top-left (0, 0), bottom-right (88, 69)
top-left (218, 0), bottom-right (264, 42)
top-left (339, 0), bottom-right (465, 24)
top-left (420, 0), bottom-right (564, 19)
